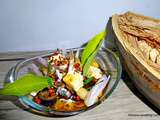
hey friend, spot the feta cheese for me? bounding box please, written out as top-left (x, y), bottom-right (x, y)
top-left (63, 72), bottom-right (83, 92)
top-left (30, 92), bottom-right (37, 96)
top-left (88, 66), bottom-right (102, 79)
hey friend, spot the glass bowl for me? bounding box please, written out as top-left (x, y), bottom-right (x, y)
top-left (4, 47), bottom-right (122, 116)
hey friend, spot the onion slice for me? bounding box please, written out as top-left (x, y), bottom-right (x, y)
top-left (84, 75), bottom-right (110, 107)
top-left (36, 57), bottom-right (48, 67)
top-left (68, 51), bottom-right (75, 74)
top-left (28, 63), bottom-right (42, 76)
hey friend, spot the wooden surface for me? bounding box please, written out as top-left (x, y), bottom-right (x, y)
top-left (0, 52), bottom-right (160, 120)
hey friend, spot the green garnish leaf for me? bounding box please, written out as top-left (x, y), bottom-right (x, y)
top-left (83, 40), bottom-right (103, 76)
top-left (81, 31), bottom-right (106, 76)
top-left (0, 74), bottom-right (53, 96)
top-left (81, 31), bottom-right (106, 66)
top-left (83, 77), bottom-right (94, 85)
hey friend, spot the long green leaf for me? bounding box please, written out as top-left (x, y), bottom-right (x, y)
top-left (81, 31), bottom-right (106, 66)
top-left (0, 74), bottom-right (53, 96)
top-left (83, 39), bottom-right (104, 76)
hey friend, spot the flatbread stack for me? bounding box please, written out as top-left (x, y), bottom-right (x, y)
top-left (110, 12), bottom-right (160, 108)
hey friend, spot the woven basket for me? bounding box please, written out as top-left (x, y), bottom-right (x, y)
top-left (108, 12), bottom-right (160, 109)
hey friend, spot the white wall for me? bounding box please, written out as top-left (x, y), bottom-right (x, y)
top-left (0, 0), bottom-right (160, 52)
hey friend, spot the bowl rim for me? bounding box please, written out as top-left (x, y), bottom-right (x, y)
top-left (8, 47), bottom-right (122, 116)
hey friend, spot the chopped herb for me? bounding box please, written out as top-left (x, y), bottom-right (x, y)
top-left (47, 61), bottom-right (52, 75)
top-left (83, 77), bottom-right (94, 85)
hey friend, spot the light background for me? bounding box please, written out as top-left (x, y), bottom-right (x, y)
top-left (0, 0), bottom-right (159, 52)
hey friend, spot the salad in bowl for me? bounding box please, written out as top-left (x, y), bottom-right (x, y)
top-left (0, 31), bottom-right (122, 116)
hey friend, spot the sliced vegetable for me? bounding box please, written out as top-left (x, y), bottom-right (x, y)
top-left (36, 57), bottom-right (48, 67)
top-left (83, 77), bottom-right (94, 85)
top-left (56, 70), bottom-right (63, 82)
top-left (68, 51), bottom-right (75, 74)
top-left (29, 63), bottom-right (42, 76)
top-left (0, 74), bottom-right (53, 96)
top-left (85, 75), bottom-right (110, 107)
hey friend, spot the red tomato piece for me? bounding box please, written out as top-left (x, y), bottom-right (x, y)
top-left (35, 98), bottom-right (41, 104)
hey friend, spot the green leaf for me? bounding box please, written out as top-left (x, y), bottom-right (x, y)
top-left (81, 31), bottom-right (106, 76)
top-left (81, 31), bottom-right (106, 66)
top-left (0, 74), bottom-right (53, 96)
top-left (83, 39), bottom-right (104, 76)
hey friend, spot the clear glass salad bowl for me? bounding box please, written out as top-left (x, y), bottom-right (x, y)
top-left (4, 47), bottom-right (122, 116)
